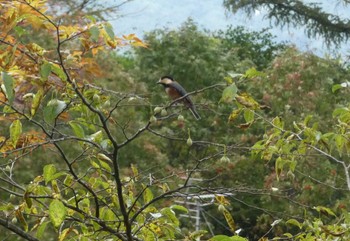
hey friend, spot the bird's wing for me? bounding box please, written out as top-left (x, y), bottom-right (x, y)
top-left (168, 81), bottom-right (194, 104)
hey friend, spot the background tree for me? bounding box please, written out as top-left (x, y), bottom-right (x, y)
top-left (223, 0), bottom-right (350, 45)
top-left (47, 0), bottom-right (133, 22)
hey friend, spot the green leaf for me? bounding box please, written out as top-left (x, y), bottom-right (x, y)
top-left (101, 207), bottom-right (116, 221)
top-left (314, 206), bottom-right (336, 217)
top-left (281, 233), bottom-right (293, 238)
top-left (220, 83), bottom-right (237, 103)
top-left (2, 72), bottom-right (14, 104)
top-left (43, 105), bottom-right (56, 123)
top-left (332, 84), bottom-right (342, 93)
top-left (335, 134), bottom-right (344, 155)
top-left (85, 15), bottom-right (97, 23)
top-left (40, 62), bottom-right (51, 80)
top-left (36, 221), bottom-right (50, 239)
top-left (210, 235), bottom-right (247, 241)
top-left (243, 109), bottom-right (254, 123)
top-left (244, 67), bottom-right (265, 78)
top-left (43, 165), bottom-right (64, 185)
top-left (131, 164), bottom-right (139, 180)
top-left (303, 115), bottom-right (313, 126)
top-left (272, 116), bottom-right (283, 129)
top-left (227, 72), bottom-right (244, 79)
top-left (286, 218), bottom-right (302, 229)
top-left (189, 230), bottom-right (208, 240)
top-left (170, 204), bottom-right (188, 213)
top-left (89, 26), bottom-right (100, 42)
top-left (10, 119), bottom-right (22, 148)
top-left (210, 235), bottom-right (231, 241)
top-left (332, 107), bottom-right (347, 117)
top-left (51, 64), bottom-right (67, 81)
top-left (43, 164), bottom-right (56, 184)
top-left (2, 105), bottom-right (14, 114)
top-left (90, 160), bottom-right (100, 169)
top-left (80, 235), bottom-right (89, 241)
top-left (333, 107), bottom-right (350, 123)
top-left (13, 26), bottom-right (26, 37)
top-left (0, 203), bottom-right (14, 212)
top-left (143, 185), bottom-right (154, 204)
top-left (49, 199), bottom-right (67, 228)
top-left (230, 237), bottom-right (248, 241)
top-left (104, 23), bottom-right (115, 39)
top-left (43, 99), bottom-right (67, 123)
top-left (69, 122), bottom-right (85, 138)
top-left (98, 160), bottom-right (111, 172)
top-left (161, 207), bottom-right (179, 226)
top-left (275, 156), bottom-right (283, 180)
top-left (63, 174), bottom-right (73, 187)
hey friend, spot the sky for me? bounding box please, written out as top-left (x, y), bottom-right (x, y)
top-left (111, 0), bottom-right (350, 57)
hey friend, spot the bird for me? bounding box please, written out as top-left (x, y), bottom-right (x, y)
top-left (157, 75), bottom-right (201, 120)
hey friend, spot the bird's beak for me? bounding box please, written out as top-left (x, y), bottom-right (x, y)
top-left (157, 79), bottom-right (162, 84)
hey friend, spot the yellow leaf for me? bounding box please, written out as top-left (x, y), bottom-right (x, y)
top-left (235, 93), bottom-right (259, 109)
top-left (123, 34), bottom-right (135, 40)
top-left (26, 43), bottom-right (44, 56)
top-left (15, 209), bottom-right (28, 231)
top-left (58, 228), bottom-right (71, 241)
top-left (131, 164), bottom-right (139, 180)
top-left (91, 48), bottom-right (99, 56)
top-left (223, 208), bottom-right (235, 232)
top-left (31, 88), bottom-right (44, 116)
top-left (228, 109), bottom-right (241, 122)
top-left (131, 41), bottom-right (148, 48)
top-left (10, 119), bottom-right (22, 148)
top-left (106, 39), bottom-right (117, 49)
top-left (215, 195), bottom-right (230, 205)
top-left (131, 36), bottom-right (148, 48)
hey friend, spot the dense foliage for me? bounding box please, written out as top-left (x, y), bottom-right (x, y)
top-left (1, 0), bottom-right (350, 241)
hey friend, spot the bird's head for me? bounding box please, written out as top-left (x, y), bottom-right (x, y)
top-left (158, 75), bottom-right (174, 85)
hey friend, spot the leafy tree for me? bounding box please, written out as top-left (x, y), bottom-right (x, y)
top-left (213, 54), bottom-right (350, 239)
top-left (47, 0), bottom-right (133, 22)
top-left (216, 25), bottom-right (286, 69)
top-left (223, 0), bottom-right (350, 45)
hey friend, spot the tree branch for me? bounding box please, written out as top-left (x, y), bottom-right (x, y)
top-left (0, 217), bottom-right (39, 241)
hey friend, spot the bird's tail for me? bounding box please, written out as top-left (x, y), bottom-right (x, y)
top-left (189, 107), bottom-right (201, 120)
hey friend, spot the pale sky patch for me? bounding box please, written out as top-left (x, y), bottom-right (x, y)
top-left (111, 0), bottom-right (349, 57)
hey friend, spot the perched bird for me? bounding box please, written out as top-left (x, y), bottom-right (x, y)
top-left (157, 75), bottom-right (200, 120)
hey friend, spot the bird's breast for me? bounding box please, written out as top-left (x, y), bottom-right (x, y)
top-left (165, 87), bottom-right (182, 100)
